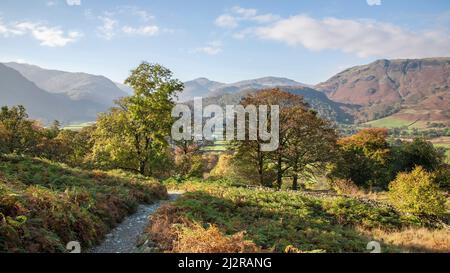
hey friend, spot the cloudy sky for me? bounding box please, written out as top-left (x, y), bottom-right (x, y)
top-left (1, 0), bottom-right (450, 84)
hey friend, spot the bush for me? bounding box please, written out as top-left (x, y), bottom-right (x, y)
top-left (388, 167), bottom-right (446, 217)
top-left (173, 224), bottom-right (259, 253)
top-left (210, 154), bottom-right (235, 178)
top-left (331, 179), bottom-right (361, 195)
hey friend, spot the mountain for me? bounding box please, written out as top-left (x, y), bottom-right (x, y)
top-left (179, 78), bottom-right (225, 102)
top-left (0, 64), bottom-right (105, 124)
top-left (316, 58), bottom-right (450, 123)
top-left (4, 62), bottom-right (128, 105)
top-left (115, 82), bottom-right (134, 95)
top-left (185, 86), bottom-right (353, 123)
top-left (179, 76), bottom-right (308, 102)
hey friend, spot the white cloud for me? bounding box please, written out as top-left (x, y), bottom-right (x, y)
top-left (97, 16), bottom-right (118, 40)
top-left (122, 25), bottom-right (159, 36)
top-left (252, 15), bottom-right (450, 58)
top-left (215, 15), bottom-right (238, 28)
top-left (195, 41), bottom-right (223, 56)
top-left (66, 0), bottom-right (81, 6)
top-left (93, 7), bottom-right (162, 39)
top-left (0, 18), bottom-right (82, 47)
top-left (15, 22), bottom-right (82, 47)
top-left (215, 6), bottom-right (278, 29)
top-left (367, 0), bottom-right (382, 6)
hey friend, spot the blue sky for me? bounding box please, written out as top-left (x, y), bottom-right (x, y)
top-left (1, 0), bottom-right (450, 84)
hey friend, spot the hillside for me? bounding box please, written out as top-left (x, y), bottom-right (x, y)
top-left (144, 179), bottom-right (450, 253)
top-left (0, 64), bottom-right (105, 124)
top-left (179, 76), bottom-right (308, 102)
top-left (4, 62), bottom-right (128, 105)
top-left (179, 78), bottom-right (225, 102)
top-left (0, 155), bottom-right (167, 253)
top-left (316, 58), bottom-right (450, 123)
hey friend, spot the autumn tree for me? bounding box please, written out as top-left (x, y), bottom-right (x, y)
top-left (332, 128), bottom-right (391, 188)
top-left (232, 89), bottom-right (307, 187)
top-left (283, 107), bottom-right (337, 190)
top-left (92, 63), bottom-right (183, 175)
top-left (232, 89), bottom-right (337, 189)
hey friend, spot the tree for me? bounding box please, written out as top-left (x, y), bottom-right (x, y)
top-left (0, 105), bottom-right (38, 154)
top-left (231, 89), bottom-right (336, 190)
top-left (92, 62), bottom-right (183, 175)
top-left (392, 138), bottom-right (443, 173)
top-left (232, 89), bottom-right (307, 188)
top-left (332, 128), bottom-right (391, 188)
top-left (0, 122), bottom-right (10, 155)
top-left (173, 140), bottom-right (201, 177)
top-left (283, 107), bottom-right (337, 190)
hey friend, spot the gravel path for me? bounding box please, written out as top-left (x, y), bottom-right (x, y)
top-left (90, 191), bottom-right (182, 253)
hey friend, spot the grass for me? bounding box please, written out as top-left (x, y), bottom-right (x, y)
top-left (0, 155), bottom-right (167, 253)
top-left (365, 116), bottom-right (427, 129)
top-left (143, 179), bottom-right (448, 253)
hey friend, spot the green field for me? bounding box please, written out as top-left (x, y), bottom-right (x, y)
top-left (365, 116), bottom-right (427, 129)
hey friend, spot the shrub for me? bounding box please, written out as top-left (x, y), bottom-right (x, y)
top-left (173, 224), bottom-right (259, 253)
top-left (388, 167), bottom-right (446, 217)
top-left (331, 179), bottom-right (361, 195)
top-left (210, 154), bottom-right (235, 178)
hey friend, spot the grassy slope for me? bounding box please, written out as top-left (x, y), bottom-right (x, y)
top-left (145, 179), bottom-right (450, 253)
top-left (0, 155), bottom-right (167, 253)
top-left (365, 116), bottom-right (428, 129)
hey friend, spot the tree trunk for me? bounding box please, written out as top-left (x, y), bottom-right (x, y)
top-left (292, 175), bottom-right (298, 191)
top-left (139, 160), bottom-right (146, 175)
top-left (276, 155), bottom-right (282, 190)
top-left (257, 146), bottom-right (265, 186)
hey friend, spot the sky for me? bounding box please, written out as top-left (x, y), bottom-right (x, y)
top-left (1, 0), bottom-right (450, 85)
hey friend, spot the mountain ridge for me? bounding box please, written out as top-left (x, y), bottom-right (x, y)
top-left (0, 63), bottom-right (105, 124)
top-left (179, 76), bottom-right (308, 102)
top-left (315, 57), bottom-right (450, 123)
top-left (4, 62), bottom-right (128, 105)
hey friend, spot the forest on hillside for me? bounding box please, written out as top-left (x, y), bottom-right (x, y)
top-left (1, 63), bottom-right (449, 253)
